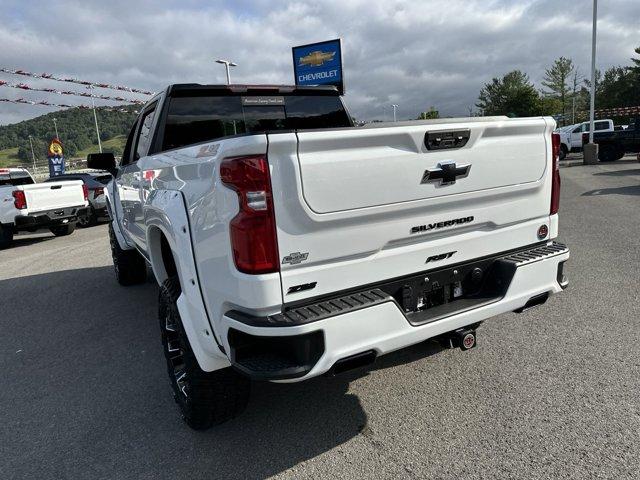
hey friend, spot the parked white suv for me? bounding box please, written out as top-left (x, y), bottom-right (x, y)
top-left (89, 84), bottom-right (570, 429)
top-left (0, 167), bottom-right (88, 248)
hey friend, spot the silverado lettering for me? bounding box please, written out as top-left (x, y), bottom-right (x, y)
top-left (411, 216), bottom-right (474, 234)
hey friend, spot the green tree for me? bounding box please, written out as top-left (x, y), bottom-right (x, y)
top-left (541, 57), bottom-right (574, 121)
top-left (476, 70), bottom-right (542, 117)
top-left (417, 107), bottom-right (439, 119)
top-left (539, 97), bottom-right (563, 116)
top-left (17, 145), bottom-right (30, 162)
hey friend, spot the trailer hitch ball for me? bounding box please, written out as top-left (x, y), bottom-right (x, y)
top-left (454, 328), bottom-right (477, 351)
top-left (438, 328), bottom-right (477, 350)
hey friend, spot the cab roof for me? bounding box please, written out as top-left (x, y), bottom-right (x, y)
top-left (166, 84), bottom-right (340, 96)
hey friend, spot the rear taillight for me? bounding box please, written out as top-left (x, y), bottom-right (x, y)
top-left (220, 155), bottom-right (279, 274)
top-left (582, 132), bottom-right (589, 145)
top-left (94, 187), bottom-right (104, 198)
top-left (12, 190), bottom-right (27, 209)
top-left (82, 184), bottom-right (89, 201)
top-left (551, 132), bottom-right (561, 215)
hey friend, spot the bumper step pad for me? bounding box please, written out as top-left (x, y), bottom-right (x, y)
top-left (501, 242), bottom-right (568, 266)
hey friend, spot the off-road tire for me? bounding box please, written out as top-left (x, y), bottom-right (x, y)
top-left (598, 146), bottom-right (618, 162)
top-left (50, 224), bottom-right (76, 236)
top-left (559, 145), bottom-right (568, 160)
top-left (0, 224), bottom-right (14, 249)
top-left (159, 277), bottom-right (250, 430)
top-left (108, 222), bottom-right (147, 285)
top-left (77, 207), bottom-right (97, 227)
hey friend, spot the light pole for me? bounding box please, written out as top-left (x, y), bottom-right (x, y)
top-left (215, 59), bottom-right (237, 85)
top-left (28, 135), bottom-right (37, 172)
top-left (391, 104), bottom-right (398, 122)
top-left (87, 85), bottom-right (102, 153)
top-left (588, 0), bottom-right (597, 143)
top-left (584, 0), bottom-right (599, 164)
top-left (53, 117), bottom-right (59, 139)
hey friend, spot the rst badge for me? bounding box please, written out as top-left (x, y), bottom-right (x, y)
top-left (425, 251), bottom-right (456, 263)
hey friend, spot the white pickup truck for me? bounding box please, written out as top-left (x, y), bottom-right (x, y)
top-left (557, 119), bottom-right (614, 158)
top-left (0, 167), bottom-right (88, 248)
top-left (89, 84), bottom-right (570, 429)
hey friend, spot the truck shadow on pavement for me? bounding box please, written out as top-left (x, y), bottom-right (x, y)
top-left (9, 232), bottom-right (56, 248)
top-left (1, 265), bottom-right (445, 480)
top-left (593, 168), bottom-right (640, 177)
top-left (581, 185), bottom-right (640, 197)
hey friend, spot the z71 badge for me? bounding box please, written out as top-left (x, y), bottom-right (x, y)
top-left (282, 252), bottom-right (309, 265)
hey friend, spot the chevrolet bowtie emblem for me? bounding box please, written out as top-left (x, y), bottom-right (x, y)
top-left (421, 161), bottom-right (471, 186)
top-left (299, 50), bottom-right (336, 67)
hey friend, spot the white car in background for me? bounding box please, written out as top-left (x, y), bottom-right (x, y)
top-left (557, 119), bottom-right (614, 159)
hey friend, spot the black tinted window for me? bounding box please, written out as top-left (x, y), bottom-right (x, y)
top-left (135, 107), bottom-right (157, 160)
top-left (0, 170), bottom-right (34, 186)
top-left (162, 94), bottom-right (351, 151)
top-left (94, 175), bottom-right (112, 185)
top-left (284, 96), bottom-right (351, 129)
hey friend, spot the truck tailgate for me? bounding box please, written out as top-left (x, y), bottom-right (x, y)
top-left (268, 117), bottom-right (555, 302)
top-left (22, 180), bottom-right (85, 213)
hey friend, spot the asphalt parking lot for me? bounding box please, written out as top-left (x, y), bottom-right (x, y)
top-left (2, 157), bottom-right (640, 480)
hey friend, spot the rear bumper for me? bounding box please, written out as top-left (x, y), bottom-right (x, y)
top-left (221, 242), bottom-right (569, 382)
top-left (14, 206), bottom-right (88, 230)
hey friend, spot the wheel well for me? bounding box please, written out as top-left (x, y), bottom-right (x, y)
top-left (148, 227), bottom-right (178, 285)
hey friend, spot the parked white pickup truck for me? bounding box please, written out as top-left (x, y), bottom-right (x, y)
top-left (557, 119), bottom-right (614, 158)
top-left (89, 84), bottom-right (570, 429)
top-left (0, 167), bottom-right (88, 248)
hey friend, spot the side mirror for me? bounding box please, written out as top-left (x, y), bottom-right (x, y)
top-left (87, 152), bottom-right (117, 176)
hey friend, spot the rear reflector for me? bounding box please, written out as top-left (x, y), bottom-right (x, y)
top-left (551, 132), bottom-right (561, 215)
top-left (12, 190), bottom-right (27, 209)
top-left (220, 155), bottom-right (280, 274)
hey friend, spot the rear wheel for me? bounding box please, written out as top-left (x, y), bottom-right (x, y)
top-left (77, 207), bottom-right (97, 227)
top-left (598, 146), bottom-right (618, 162)
top-left (159, 277), bottom-right (250, 430)
top-left (559, 145), bottom-right (568, 160)
top-left (0, 224), bottom-right (14, 249)
top-left (108, 223), bottom-right (147, 285)
top-left (50, 224), bottom-right (76, 236)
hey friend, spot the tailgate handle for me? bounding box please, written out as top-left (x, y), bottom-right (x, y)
top-left (425, 129), bottom-right (470, 150)
top-left (50, 185), bottom-right (62, 189)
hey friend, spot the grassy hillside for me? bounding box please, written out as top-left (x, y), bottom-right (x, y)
top-left (75, 135), bottom-right (128, 159)
top-left (0, 147), bottom-right (21, 167)
top-left (0, 106), bottom-right (137, 167)
top-left (0, 135), bottom-right (128, 167)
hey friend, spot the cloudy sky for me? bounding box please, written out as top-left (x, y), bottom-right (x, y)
top-left (1, 0), bottom-right (639, 125)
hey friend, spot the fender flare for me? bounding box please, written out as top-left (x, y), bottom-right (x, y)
top-left (145, 189), bottom-right (230, 372)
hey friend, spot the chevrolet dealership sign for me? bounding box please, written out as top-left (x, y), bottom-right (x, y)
top-left (292, 39), bottom-right (344, 94)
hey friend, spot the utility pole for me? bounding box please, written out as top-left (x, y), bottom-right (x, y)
top-left (87, 85), bottom-right (102, 153)
top-left (215, 59), bottom-right (237, 85)
top-left (53, 117), bottom-right (59, 139)
top-left (588, 0), bottom-right (597, 143)
top-left (391, 104), bottom-right (398, 122)
top-left (28, 135), bottom-right (37, 172)
top-left (583, 0), bottom-right (599, 164)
